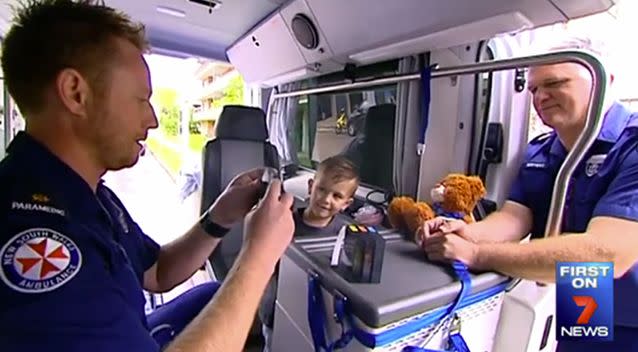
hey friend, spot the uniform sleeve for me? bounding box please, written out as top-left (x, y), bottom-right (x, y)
top-left (137, 225), bottom-right (160, 271)
top-left (593, 145), bottom-right (638, 221)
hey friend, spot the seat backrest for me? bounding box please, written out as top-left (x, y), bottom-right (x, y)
top-left (359, 104), bottom-right (396, 191)
top-left (200, 105), bottom-right (279, 281)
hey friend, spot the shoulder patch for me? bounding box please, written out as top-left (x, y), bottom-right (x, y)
top-left (0, 228), bottom-right (82, 293)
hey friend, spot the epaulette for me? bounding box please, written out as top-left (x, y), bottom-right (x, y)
top-left (529, 131), bottom-right (552, 145)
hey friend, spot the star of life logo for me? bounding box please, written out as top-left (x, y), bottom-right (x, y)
top-left (0, 228), bottom-right (82, 293)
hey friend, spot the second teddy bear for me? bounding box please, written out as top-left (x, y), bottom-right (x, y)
top-left (387, 173), bottom-right (486, 235)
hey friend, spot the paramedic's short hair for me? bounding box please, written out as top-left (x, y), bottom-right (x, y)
top-left (316, 156), bottom-right (360, 191)
top-left (1, 0), bottom-right (148, 115)
top-left (525, 33), bottom-right (617, 82)
top-left (526, 34), bottom-right (610, 68)
top-left (544, 36), bottom-right (605, 57)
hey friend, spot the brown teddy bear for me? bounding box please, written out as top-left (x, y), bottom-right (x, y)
top-left (387, 174), bottom-right (486, 236)
top-left (429, 173), bottom-right (486, 223)
top-left (388, 196), bottom-right (434, 235)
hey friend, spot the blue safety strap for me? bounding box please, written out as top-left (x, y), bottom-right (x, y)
top-left (308, 275), bottom-right (328, 351)
top-left (432, 203), bottom-right (466, 221)
top-left (402, 261), bottom-right (472, 352)
top-left (418, 64), bottom-right (435, 155)
top-left (307, 274), bottom-right (354, 352)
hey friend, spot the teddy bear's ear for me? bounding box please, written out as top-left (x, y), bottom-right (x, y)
top-left (467, 176), bottom-right (486, 200)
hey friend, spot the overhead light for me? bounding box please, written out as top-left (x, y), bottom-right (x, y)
top-left (156, 6), bottom-right (186, 18)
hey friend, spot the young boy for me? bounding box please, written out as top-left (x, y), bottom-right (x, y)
top-left (259, 155), bottom-right (360, 351)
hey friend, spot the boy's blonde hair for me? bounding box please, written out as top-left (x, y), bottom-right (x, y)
top-left (316, 156), bottom-right (360, 195)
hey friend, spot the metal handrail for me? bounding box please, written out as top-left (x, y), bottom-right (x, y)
top-left (267, 50), bottom-right (607, 238)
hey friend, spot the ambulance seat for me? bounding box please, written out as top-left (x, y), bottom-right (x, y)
top-left (200, 105), bottom-right (279, 281)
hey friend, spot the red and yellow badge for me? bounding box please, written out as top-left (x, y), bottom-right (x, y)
top-left (0, 228), bottom-right (82, 293)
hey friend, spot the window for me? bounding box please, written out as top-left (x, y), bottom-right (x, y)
top-left (294, 84), bottom-right (398, 190)
top-left (287, 60), bottom-right (400, 190)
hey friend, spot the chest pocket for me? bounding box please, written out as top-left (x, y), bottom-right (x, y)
top-left (98, 190), bottom-right (148, 283)
top-left (91, 216), bottom-right (147, 322)
top-left (521, 166), bottom-right (556, 205)
top-left (520, 161), bottom-right (558, 237)
top-left (575, 156), bottom-right (612, 202)
top-left (79, 220), bottom-right (147, 310)
top-left (568, 153), bottom-right (615, 231)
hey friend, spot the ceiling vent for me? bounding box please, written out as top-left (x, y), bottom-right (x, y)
top-left (188, 0), bottom-right (223, 13)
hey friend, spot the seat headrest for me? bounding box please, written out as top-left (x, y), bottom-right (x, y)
top-left (215, 105), bottom-right (269, 141)
top-left (364, 104), bottom-right (396, 132)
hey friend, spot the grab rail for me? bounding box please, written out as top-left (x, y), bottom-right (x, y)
top-left (267, 50), bottom-right (607, 238)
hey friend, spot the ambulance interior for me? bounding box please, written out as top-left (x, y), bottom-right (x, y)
top-left (0, 0), bottom-right (621, 351)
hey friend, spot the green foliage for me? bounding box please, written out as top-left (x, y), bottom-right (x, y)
top-left (154, 88), bottom-right (180, 136)
top-left (189, 111), bottom-right (200, 134)
top-left (189, 133), bottom-right (208, 152)
top-left (212, 75), bottom-right (244, 108)
top-left (155, 88), bottom-right (178, 107)
top-left (159, 106), bottom-right (179, 136)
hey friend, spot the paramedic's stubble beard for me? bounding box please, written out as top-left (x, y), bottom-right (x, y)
top-left (85, 95), bottom-right (140, 172)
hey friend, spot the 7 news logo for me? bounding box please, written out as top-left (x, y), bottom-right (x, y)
top-left (556, 262), bottom-right (614, 341)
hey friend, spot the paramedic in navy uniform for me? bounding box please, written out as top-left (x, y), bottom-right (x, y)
top-left (0, 1), bottom-right (294, 351)
top-left (419, 37), bottom-right (638, 351)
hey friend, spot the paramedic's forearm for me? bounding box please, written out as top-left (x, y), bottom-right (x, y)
top-left (468, 213), bottom-right (520, 243)
top-left (475, 233), bottom-right (611, 282)
top-left (151, 223), bottom-right (222, 292)
top-left (471, 201), bottom-right (532, 244)
top-left (165, 251), bottom-right (275, 352)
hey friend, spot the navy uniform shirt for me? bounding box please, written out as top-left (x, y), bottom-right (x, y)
top-left (509, 102), bottom-right (638, 328)
top-left (0, 132), bottom-right (161, 351)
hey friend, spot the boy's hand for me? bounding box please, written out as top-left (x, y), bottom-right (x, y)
top-left (242, 180), bottom-right (295, 270)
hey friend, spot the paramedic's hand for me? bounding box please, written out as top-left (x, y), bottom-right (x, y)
top-left (422, 232), bottom-right (480, 268)
top-left (208, 168), bottom-right (265, 228)
top-left (416, 217), bottom-right (477, 245)
top-left (243, 180), bottom-right (295, 269)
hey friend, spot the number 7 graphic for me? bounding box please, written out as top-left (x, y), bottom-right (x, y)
top-left (573, 296), bottom-right (598, 324)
